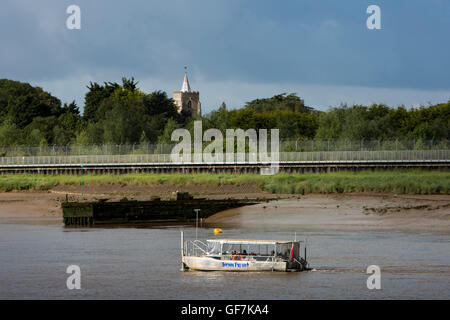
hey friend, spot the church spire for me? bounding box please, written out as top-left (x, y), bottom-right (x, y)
top-left (181, 67), bottom-right (191, 92)
top-left (173, 66), bottom-right (201, 116)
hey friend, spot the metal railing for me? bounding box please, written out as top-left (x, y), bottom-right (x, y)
top-left (185, 240), bottom-right (210, 257)
top-left (0, 139), bottom-right (448, 157)
top-left (0, 150), bottom-right (448, 166)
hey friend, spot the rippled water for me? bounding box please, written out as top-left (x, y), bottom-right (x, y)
top-left (0, 222), bottom-right (449, 299)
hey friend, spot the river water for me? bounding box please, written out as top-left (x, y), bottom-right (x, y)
top-left (0, 222), bottom-right (449, 299)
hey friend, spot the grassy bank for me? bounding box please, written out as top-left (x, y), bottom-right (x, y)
top-left (0, 170), bottom-right (448, 194)
top-left (259, 170), bottom-right (449, 195)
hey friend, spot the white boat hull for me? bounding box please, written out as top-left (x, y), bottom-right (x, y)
top-left (183, 256), bottom-right (297, 272)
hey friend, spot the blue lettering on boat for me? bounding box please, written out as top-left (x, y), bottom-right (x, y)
top-left (222, 262), bottom-right (249, 267)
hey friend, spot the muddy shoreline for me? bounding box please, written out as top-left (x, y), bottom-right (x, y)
top-left (0, 184), bottom-right (449, 233)
top-left (205, 194), bottom-right (450, 233)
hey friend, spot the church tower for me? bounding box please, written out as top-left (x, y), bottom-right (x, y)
top-left (173, 70), bottom-right (201, 116)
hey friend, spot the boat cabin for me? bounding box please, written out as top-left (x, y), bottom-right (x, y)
top-left (205, 239), bottom-right (302, 261)
top-left (181, 234), bottom-right (308, 272)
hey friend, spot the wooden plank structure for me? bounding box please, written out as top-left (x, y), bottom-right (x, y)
top-left (62, 194), bottom-right (261, 226)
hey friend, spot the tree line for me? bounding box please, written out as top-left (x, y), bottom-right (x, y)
top-left (0, 78), bottom-right (448, 148)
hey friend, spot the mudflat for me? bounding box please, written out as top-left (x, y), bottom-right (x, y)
top-left (0, 184), bottom-right (448, 232)
top-left (206, 193), bottom-right (450, 233)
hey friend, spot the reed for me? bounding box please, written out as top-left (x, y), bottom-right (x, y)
top-left (259, 170), bottom-right (450, 195)
top-left (0, 170), bottom-right (448, 194)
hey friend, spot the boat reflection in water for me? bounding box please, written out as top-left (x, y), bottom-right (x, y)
top-left (181, 231), bottom-right (309, 272)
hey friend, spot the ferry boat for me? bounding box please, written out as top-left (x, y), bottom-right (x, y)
top-left (180, 231), bottom-right (309, 272)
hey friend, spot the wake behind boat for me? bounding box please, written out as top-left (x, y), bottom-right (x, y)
top-left (180, 231), bottom-right (309, 272)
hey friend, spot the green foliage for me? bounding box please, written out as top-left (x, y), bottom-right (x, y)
top-left (245, 93), bottom-right (310, 113)
top-left (0, 78), bottom-right (448, 149)
top-left (78, 78), bottom-right (181, 145)
top-left (101, 96), bottom-right (145, 144)
top-left (73, 130), bottom-right (90, 146)
top-left (259, 170), bottom-right (450, 195)
top-left (0, 80), bottom-right (83, 146)
top-left (25, 116), bottom-right (58, 144)
top-left (0, 79), bottom-right (62, 128)
top-left (83, 81), bottom-right (120, 122)
top-left (0, 119), bottom-right (22, 146)
top-left (142, 91), bottom-right (180, 143)
top-left (203, 95), bottom-right (318, 140)
top-left (0, 171), bottom-right (448, 194)
top-left (315, 102), bottom-right (450, 141)
top-left (28, 129), bottom-right (45, 146)
top-left (158, 118), bottom-right (180, 145)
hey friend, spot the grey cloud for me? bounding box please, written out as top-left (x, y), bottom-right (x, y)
top-left (1, 0), bottom-right (449, 109)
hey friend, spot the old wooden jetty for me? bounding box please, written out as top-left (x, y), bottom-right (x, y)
top-left (62, 193), bottom-right (260, 226)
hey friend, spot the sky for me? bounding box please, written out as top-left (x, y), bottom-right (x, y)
top-left (1, 0), bottom-right (449, 113)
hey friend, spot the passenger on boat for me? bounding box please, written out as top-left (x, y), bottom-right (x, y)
top-left (242, 250), bottom-right (248, 255)
top-left (233, 254), bottom-right (244, 261)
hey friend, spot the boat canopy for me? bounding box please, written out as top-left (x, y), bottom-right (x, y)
top-left (206, 239), bottom-right (302, 245)
top-left (202, 239), bottom-right (302, 259)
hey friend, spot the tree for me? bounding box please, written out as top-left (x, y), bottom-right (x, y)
top-left (2, 78), bottom-right (448, 148)
top-left (122, 77), bottom-right (138, 92)
top-left (83, 81), bottom-right (120, 122)
top-left (28, 129), bottom-right (45, 146)
top-left (141, 91), bottom-right (181, 142)
top-left (62, 100), bottom-right (80, 115)
top-left (142, 91), bottom-right (178, 117)
top-left (203, 102), bottom-right (229, 132)
top-left (25, 116), bottom-right (58, 145)
top-left (0, 79), bottom-right (62, 128)
top-left (157, 118), bottom-right (179, 145)
top-left (0, 119), bottom-right (22, 146)
top-left (245, 93), bottom-right (309, 113)
top-left (102, 97), bottom-right (144, 144)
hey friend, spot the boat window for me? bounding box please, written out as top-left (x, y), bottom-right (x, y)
top-left (221, 243), bottom-right (242, 254)
top-left (246, 244), bottom-right (260, 256)
top-left (218, 243), bottom-right (279, 257)
top-left (276, 243), bottom-right (293, 258)
top-left (274, 242), bottom-right (300, 259)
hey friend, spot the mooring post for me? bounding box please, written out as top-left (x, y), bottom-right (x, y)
top-left (180, 230), bottom-right (185, 271)
top-left (305, 238), bottom-right (308, 268)
top-left (194, 209), bottom-right (200, 240)
top-left (80, 164), bottom-right (84, 201)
